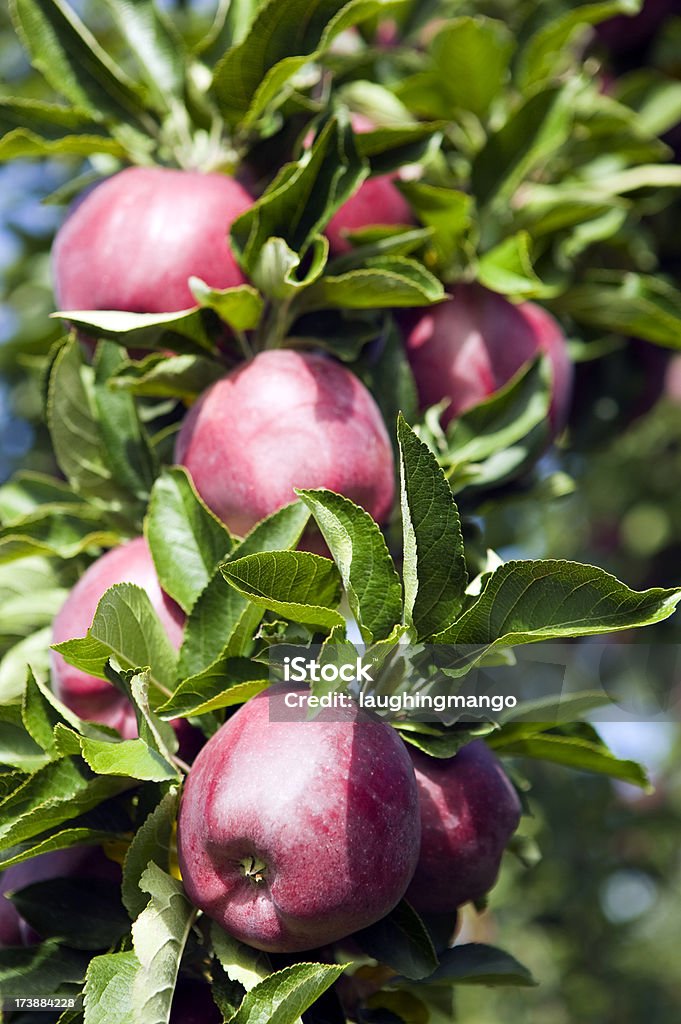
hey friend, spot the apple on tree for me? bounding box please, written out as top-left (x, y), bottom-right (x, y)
top-left (176, 685), bottom-right (421, 953)
top-left (50, 536), bottom-right (188, 742)
top-left (175, 349), bottom-right (395, 538)
top-left (324, 113), bottom-right (413, 254)
top-left (52, 167), bottom-right (252, 315)
top-left (403, 282), bottom-right (573, 431)
top-left (406, 740), bottom-right (522, 914)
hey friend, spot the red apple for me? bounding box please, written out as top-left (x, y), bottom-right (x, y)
top-left (403, 283), bottom-right (573, 430)
top-left (405, 741), bottom-right (522, 914)
top-left (325, 114), bottom-right (413, 255)
top-left (52, 167), bottom-right (252, 314)
top-left (176, 686), bottom-right (421, 952)
top-left (0, 847), bottom-right (120, 946)
top-left (51, 537), bottom-right (185, 740)
top-left (174, 349), bottom-right (395, 538)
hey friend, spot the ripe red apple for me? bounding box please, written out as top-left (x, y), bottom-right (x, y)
top-left (405, 741), bottom-right (522, 914)
top-left (325, 113), bottom-right (413, 255)
top-left (174, 349), bottom-right (395, 537)
top-left (176, 686), bottom-right (421, 952)
top-left (0, 847), bottom-right (120, 946)
top-left (52, 167), bottom-right (252, 314)
top-left (403, 283), bottom-right (573, 430)
top-left (51, 537), bottom-right (185, 740)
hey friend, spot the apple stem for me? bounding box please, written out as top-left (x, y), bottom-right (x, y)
top-left (239, 855), bottom-right (268, 885)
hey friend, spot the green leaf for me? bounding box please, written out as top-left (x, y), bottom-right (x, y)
top-left (230, 115), bottom-right (365, 274)
top-left (190, 279), bottom-right (264, 331)
top-left (0, 940), bottom-right (89, 1000)
top-left (10, 875), bottom-right (129, 950)
top-left (47, 339), bottom-right (124, 505)
top-left (252, 236), bottom-right (328, 300)
top-left (108, 353), bottom-right (225, 401)
top-left (0, 508), bottom-right (121, 565)
top-left (421, 943), bottom-right (536, 987)
top-left (490, 732), bottom-right (649, 787)
top-left (93, 342), bottom-right (158, 503)
top-left (0, 629), bottom-right (52, 704)
top-left (471, 82), bottom-right (577, 208)
top-left (552, 272), bottom-right (681, 348)
top-left (296, 489), bottom-right (402, 643)
top-left (0, 704), bottom-right (50, 771)
top-left (158, 658), bottom-right (269, 718)
top-left (0, 95), bottom-right (101, 135)
top-left (54, 724), bottom-right (179, 782)
top-left (51, 308), bottom-right (219, 356)
top-left (221, 551), bottom-right (344, 630)
top-left (398, 416), bottom-right (468, 640)
top-left (100, 0), bottom-right (184, 111)
top-left (429, 17), bottom-right (514, 119)
top-left (615, 68), bottom-right (681, 137)
top-left (212, 0), bottom-right (404, 125)
top-left (301, 256), bottom-right (444, 311)
top-left (518, 1), bottom-right (640, 91)
top-left (52, 583), bottom-right (178, 697)
top-left (434, 560), bottom-right (681, 648)
top-left (177, 501), bottom-right (310, 676)
top-left (0, 757), bottom-right (134, 852)
top-left (146, 467), bottom-right (234, 615)
top-left (398, 183), bottom-right (473, 270)
top-left (211, 921), bottom-right (272, 991)
top-left (396, 721), bottom-right (494, 758)
top-left (354, 900), bottom-right (438, 981)
top-left (84, 950), bottom-right (139, 1024)
top-left (122, 788), bottom-right (178, 919)
top-left (0, 826), bottom-right (123, 870)
top-left (477, 231), bottom-right (552, 299)
top-left (9, 0), bottom-right (149, 125)
top-left (0, 128), bottom-right (126, 160)
top-left (229, 962), bottom-right (346, 1024)
top-left (22, 666), bottom-right (79, 757)
top-left (131, 864), bottom-right (196, 1024)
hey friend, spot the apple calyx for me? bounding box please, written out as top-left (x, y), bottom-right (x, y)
top-left (239, 855), bottom-right (268, 885)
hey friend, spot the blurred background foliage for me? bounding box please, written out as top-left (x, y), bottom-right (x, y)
top-left (0, 1), bottom-right (679, 1022)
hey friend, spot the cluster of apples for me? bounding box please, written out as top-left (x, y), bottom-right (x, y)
top-left (1, 157), bottom-right (569, 952)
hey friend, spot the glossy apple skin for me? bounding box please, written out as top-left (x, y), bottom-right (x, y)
top-left (177, 686), bottom-right (421, 952)
top-left (51, 537), bottom-right (185, 740)
top-left (324, 113), bottom-right (412, 255)
top-left (403, 283), bottom-right (573, 430)
top-left (52, 167), bottom-right (252, 314)
top-left (175, 350), bottom-right (395, 537)
top-left (405, 741), bottom-right (522, 914)
top-left (0, 847), bottom-right (120, 946)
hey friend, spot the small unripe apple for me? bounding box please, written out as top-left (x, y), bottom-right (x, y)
top-left (175, 349), bottom-right (394, 537)
top-left (403, 283), bottom-right (573, 430)
top-left (325, 113), bottom-right (413, 255)
top-left (51, 537), bottom-right (185, 740)
top-left (52, 167), bottom-right (252, 314)
top-left (405, 741), bottom-right (522, 914)
top-left (0, 847), bottom-right (120, 946)
top-left (177, 686), bottom-right (421, 952)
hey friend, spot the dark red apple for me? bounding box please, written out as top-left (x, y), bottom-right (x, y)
top-left (405, 741), bottom-right (522, 914)
top-left (51, 537), bottom-right (185, 740)
top-left (174, 349), bottom-right (395, 538)
top-left (403, 283), bottom-right (573, 430)
top-left (52, 167), bottom-right (252, 314)
top-left (325, 113), bottom-right (413, 255)
top-left (176, 686), bottom-right (421, 952)
top-left (0, 847), bottom-right (120, 946)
